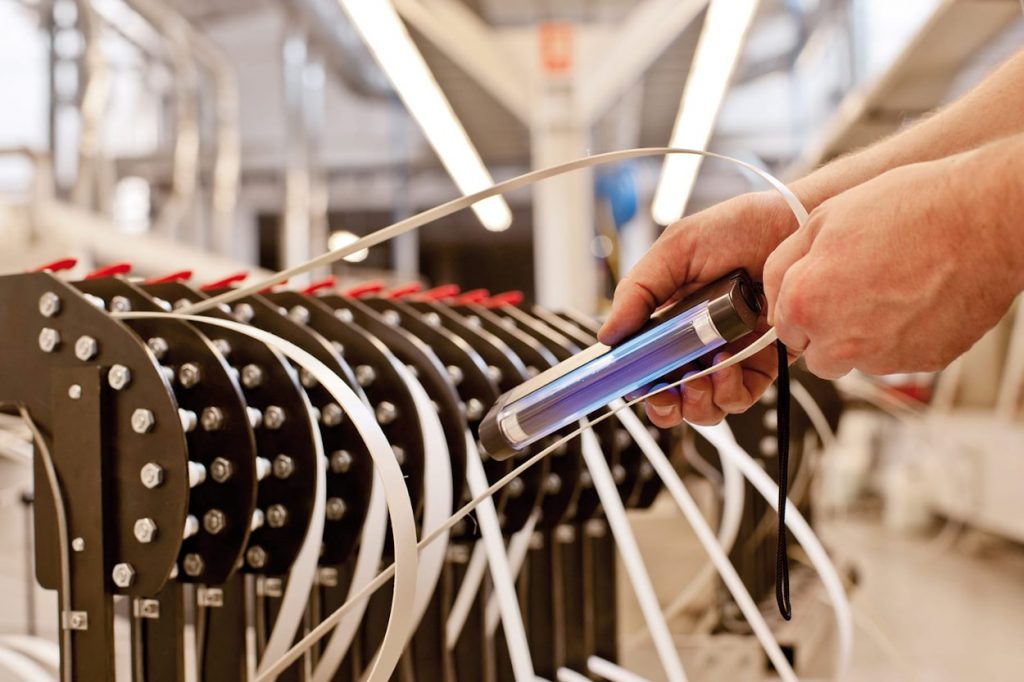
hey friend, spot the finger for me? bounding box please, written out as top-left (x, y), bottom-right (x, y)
top-left (679, 372), bottom-right (726, 425)
top-left (709, 353), bottom-right (753, 414)
top-left (772, 259), bottom-right (814, 353)
top-left (802, 343), bottom-right (853, 380)
top-left (762, 220), bottom-right (819, 324)
top-left (645, 384), bottom-right (683, 427)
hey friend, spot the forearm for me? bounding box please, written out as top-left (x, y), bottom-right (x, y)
top-left (793, 49), bottom-right (1024, 209)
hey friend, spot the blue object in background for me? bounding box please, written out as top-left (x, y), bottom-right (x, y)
top-left (595, 162), bottom-right (638, 229)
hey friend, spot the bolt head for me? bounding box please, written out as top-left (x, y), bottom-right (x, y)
top-left (329, 450), bottom-right (353, 474)
top-left (38, 328), bottom-right (60, 352)
top-left (132, 409), bottom-right (155, 434)
top-left (355, 365), bottom-right (376, 387)
top-left (325, 497), bottom-right (347, 521)
top-left (272, 454), bottom-right (294, 479)
top-left (321, 403), bottom-right (343, 427)
top-left (110, 295), bottom-right (132, 313)
top-left (507, 478), bottom-right (525, 498)
top-left (133, 518), bottom-right (158, 543)
top-left (146, 337), bottom-right (169, 360)
top-left (212, 338), bottom-right (231, 357)
top-left (233, 303), bottom-right (255, 323)
top-left (139, 462), bottom-right (164, 488)
top-left (203, 509), bottom-right (226, 535)
top-left (209, 457), bottom-right (233, 483)
top-left (299, 368), bottom-right (317, 388)
top-left (240, 364), bottom-right (264, 388)
top-left (74, 335), bottom-right (98, 361)
top-left (178, 362), bottom-right (201, 388)
top-left (263, 405), bottom-right (286, 430)
top-left (183, 553), bottom-right (204, 577)
top-left (246, 546), bottom-right (267, 569)
top-left (200, 406), bottom-right (224, 432)
top-left (266, 504), bottom-right (288, 528)
top-left (71, 537), bottom-right (85, 552)
top-left (375, 401), bottom-right (397, 425)
top-left (446, 365), bottom-right (464, 385)
top-left (465, 398), bottom-right (485, 421)
top-left (108, 364), bottom-right (132, 390)
top-left (288, 305), bottom-right (310, 325)
top-left (68, 384), bottom-right (82, 400)
top-left (38, 292), bottom-right (61, 317)
top-left (112, 562), bottom-right (136, 588)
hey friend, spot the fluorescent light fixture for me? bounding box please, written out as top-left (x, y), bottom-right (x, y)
top-left (652, 0), bottom-right (761, 226)
top-left (328, 230), bottom-right (370, 262)
top-left (338, 0), bottom-right (512, 232)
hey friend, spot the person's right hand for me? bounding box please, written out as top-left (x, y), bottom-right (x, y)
top-left (598, 190), bottom-right (803, 427)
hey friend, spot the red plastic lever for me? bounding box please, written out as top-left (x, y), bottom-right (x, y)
top-left (454, 288), bottom-right (490, 305)
top-left (145, 270), bottom-right (193, 284)
top-left (344, 281), bottom-right (385, 298)
top-left (31, 257), bottom-right (78, 273)
top-left (485, 290), bottom-right (524, 308)
top-left (85, 262), bottom-right (132, 279)
top-left (200, 272), bottom-right (249, 291)
top-left (387, 282), bottom-right (424, 299)
top-left (303, 276), bottom-right (337, 295)
top-left (419, 284), bottom-right (461, 301)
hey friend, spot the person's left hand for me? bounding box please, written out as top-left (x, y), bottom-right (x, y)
top-left (763, 156), bottom-right (1024, 378)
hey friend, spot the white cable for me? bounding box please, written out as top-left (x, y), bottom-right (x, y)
top-left (587, 656), bottom-right (653, 682)
top-left (579, 428), bottom-right (686, 682)
top-left (259, 388), bottom-right (325, 680)
top-left (694, 422), bottom-right (853, 679)
top-left (446, 542), bottom-right (488, 648)
top-left (464, 435), bottom-right (536, 681)
top-left (613, 408), bottom-right (799, 682)
top-left (485, 511), bottom-right (539, 636)
top-left (112, 313), bottom-right (419, 682)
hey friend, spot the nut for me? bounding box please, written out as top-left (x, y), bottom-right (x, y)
top-left (272, 454), bottom-right (294, 479)
top-left (71, 537), bottom-right (85, 552)
top-left (329, 450), bottom-right (353, 474)
top-left (507, 478), bottom-right (525, 498)
top-left (382, 310), bottom-right (401, 326)
top-left (178, 362), bottom-right (201, 388)
top-left (375, 401), bottom-right (397, 425)
top-left (68, 384), bottom-right (82, 400)
top-left (110, 295), bottom-right (132, 313)
top-left (133, 518), bottom-right (158, 543)
top-left (38, 328), bottom-right (60, 353)
top-left (146, 337), bottom-right (169, 360)
top-left (246, 546), bottom-right (267, 569)
top-left (263, 405), bottom-right (286, 430)
top-left (321, 403), bottom-right (343, 427)
top-left (446, 365), bottom-right (464, 385)
top-left (240, 364), bottom-right (263, 389)
top-left (465, 398), bottom-right (485, 421)
top-left (132, 409), bottom-right (155, 434)
top-left (266, 504), bottom-right (288, 528)
top-left (233, 303), bottom-right (255, 323)
top-left (108, 364), bottom-right (131, 391)
top-left (203, 509), bottom-right (226, 535)
top-left (288, 305), bottom-right (310, 325)
top-left (325, 497), bottom-right (347, 521)
top-left (139, 462), bottom-right (164, 488)
top-left (200, 407), bottom-right (224, 432)
top-left (299, 368), bottom-right (317, 388)
top-left (212, 339), bottom-right (231, 357)
top-left (209, 457), bottom-right (233, 483)
top-left (183, 553), bottom-right (204, 577)
top-left (334, 307), bottom-right (353, 323)
top-left (112, 563), bottom-right (136, 588)
top-left (355, 365), bottom-right (376, 387)
top-left (74, 335), bottom-right (98, 361)
top-left (38, 292), bottom-right (61, 317)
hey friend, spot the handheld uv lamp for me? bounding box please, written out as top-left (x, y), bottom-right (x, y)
top-left (478, 270), bottom-right (762, 461)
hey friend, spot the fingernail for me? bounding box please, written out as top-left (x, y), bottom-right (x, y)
top-left (649, 402), bottom-right (676, 417)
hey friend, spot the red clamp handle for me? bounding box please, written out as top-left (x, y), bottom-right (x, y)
top-left (387, 282), bottom-right (424, 299)
top-left (85, 262), bottom-right (132, 279)
top-left (485, 290), bottom-right (524, 308)
top-left (145, 270), bottom-right (193, 284)
top-left (31, 257), bottom-right (78, 273)
top-left (303, 276), bottom-right (337, 295)
top-left (454, 288), bottom-right (490, 305)
top-left (419, 284), bottom-right (461, 301)
top-left (344, 281), bottom-right (385, 298)
top-left (200, 272), bottom-right (249, 291)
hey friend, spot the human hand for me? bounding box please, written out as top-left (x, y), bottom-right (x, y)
top-left (598, 191), bottom-right (803, 426)
top-left (764, 157), bottom-right (1024, 379)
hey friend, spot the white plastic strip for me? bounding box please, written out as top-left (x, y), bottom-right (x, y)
top-left (613, 408), bottom-right (798, 682)
top-left (485, 511), bottom-right (539, 636)
top-left (446, 542), bottom-right (488, 648)
top-left (260, 388), bottom-right (325, 680)
top-left (695, 422), bottom-right (853, 679)
top-left (112, 313), bottom-right (419, 682)
top-left (557, 667), bottom-right (593, 682)
top-left (465, 435), bottom-right (536, 681)
top-left (588, 656), bottom-right (653, 682)
top-left (579, 428), bottom-right (686, 682)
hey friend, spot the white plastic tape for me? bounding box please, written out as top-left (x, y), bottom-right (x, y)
top-left (112, 312), bottom-right (419, 682)
top-left (579, 428), bottom-right (686, 682)
top-left (446, 542), bottom-right (488, 648)
top-left (484, 511), bottom-right (538, 636)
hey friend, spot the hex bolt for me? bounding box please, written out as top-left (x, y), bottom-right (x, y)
top-left (233, 303), bottom-right (255, 323)
top-left (112, 563), bottom-right (136, 588)
top-left (240, 364), bottom-right (263, 389)
top-left (355, 365), bottom-right (376, 387)
top-left (250, 509), bottom-right (265, 530)
top-left (256, 457), bottom-right (271, 481)
top-left (288, 305), bottom-right (310, 325)
top-left (465, 398), bottom-right (485, 421)
top-left (299, 368), bottom-right (317, 388)
top-left (146, 337), bottom-right (169, 360)
top-left (68, 384), bottom-right (82, 400)
top-left (321, 403), bottom-right (343, 427)
top-left (382, 310), bottom-right (401, 326)
top-left (132, 409), bottom-right (155, 434)
top-left (263, 405), bottom-right (286, 430)
top-left (179, 409), bottom-right (198, 433)
top-left (507, 478), bottom-right (525, 498)
top-left (133, 518), bottom-right (158, 544)
top-left (108, 364), bottom-right (132, 391)
top-left (246, 546), bottom-right (267, 569)
top-left (246, 407), bottom-right (263, 429)
top-left (110, 295), bottom-right (132, 313)
top-left (209, 457), bottom-right (233, 483)
top-left (446, 365), bottom-right (464, 385)
top-left (38, 292), bottom-right (61, 317)
top-left (178, 362), bottom-right (201, 388)
top-left (139, 462), bottom-right (164, 489)
top-left (329, 450), bottom-right (352, 474)
top-left (183, 515), bottom-right (199, 539)
top-left (203, 509), bottom-right (226, 535)
top-left (71, 537), bottom-right (85, 552)
top-left (212, 339), bottom-right (231, 357)
top-left (200, 407), bottom-right (224, 432)
top-left (38, 328), bottom-right (60, 353)
top-left (183, 553), bottom-right (204, 577)
top-left (423, 312), bottom-right (441, 326)
top-left (266, 504), bottom-right (288, 529)
top-left (74, 335), bottom-right (98, 361)
top-left (272, 454), bottom-right (294, 479)
top-left (325, 497), bottom-right (347, 521)
top-left (334, 307), bottom-right (354, 323)
top-left (188, 461), bottom-right (207, 487)
top-left (375, 401), bottom-right (398, 425)
top-left (486, 366), bottom-right (502, 384)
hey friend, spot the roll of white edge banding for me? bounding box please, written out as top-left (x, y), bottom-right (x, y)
top-left (112, 313), bottom-right (420, 682)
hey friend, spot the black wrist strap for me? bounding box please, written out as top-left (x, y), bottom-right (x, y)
top-left (775, 339), bottom-right (793, 621)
